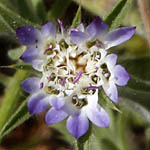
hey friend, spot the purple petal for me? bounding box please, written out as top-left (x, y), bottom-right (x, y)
top-left (70, 31), bottom-right (88, 45)
top-left (106, 54), bottom-right (118, 67)
top-left (86, 107), bottom-right (110, 128)
top-left (45, 108), bottom-right (68, 125)
top-left (28, 92), bottom-right (49, 114)
top-left (50, 96), bottom-right (65, 110)
top-left (20, 47), bottom-right (39, 64)
top-left (114, 65), bottom-right (130, 86)
top-left (86, 17), bottom-right (108, 39)
top-left (105, 27), bottom-right (136, 49)
top-left (103, 83), bottom-right (118, 103)
top-left (41, 22), bottom-right (56, 37)
top-left (66, 114), bottom-right (89, 139)
top-left (21, 77), bottom-right (40, 93)
top-left (16, 26), bottom-right (41, 45)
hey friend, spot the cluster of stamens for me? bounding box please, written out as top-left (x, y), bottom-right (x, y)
top-left (40, 38), bottom-right (111, 109)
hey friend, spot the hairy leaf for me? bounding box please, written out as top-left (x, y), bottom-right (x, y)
top-left (0, 99), bottom-right (31, 140)
top-left (104, 0), bottom-right (133, 30)
top-left (71, 6), bottom-right (81, 28)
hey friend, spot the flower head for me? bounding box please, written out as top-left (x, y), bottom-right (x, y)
top-left (17, 17), bottom-right (135, 139)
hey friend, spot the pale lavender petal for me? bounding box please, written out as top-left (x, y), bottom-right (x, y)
top-left (86, 17), bottom-right (108, 39)
top-left (103, 83), bottom-right (118, 103)
top-left (20, 47), bottom-right (39, 64)
top-left (70, 31), bottom-right (88, 44)
top-left (28, 92), bottom-right (49, 114)
top-left (86, 107), bottom-right (110, 128)
top-left (41, 22), bottom-right (56, 37)
top-left (16, 26), bottom-right (41, 45)
top-left (77, 24), bottom-right (84, 32)
top-left (50, 97), bottom-right (65, 110)
top-left (106, 54), bottom-right (118, 67)
top-left (105, 27), bottom-right (136, 49)
top-left (114, 65), bottom-right (130, 86)
top-left (66, 114), bottom-right (89, 139)
top-left (45, 108), bottom-right (68, 125)
top-left (32, 59), bottom-right (44, 72)
top-left (21, 77), bottom-right (40, 93)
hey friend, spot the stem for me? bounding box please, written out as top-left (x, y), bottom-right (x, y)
top-left (138, 0), bottom-right (150, 47)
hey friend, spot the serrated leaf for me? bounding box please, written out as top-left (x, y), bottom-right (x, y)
top-left (104, 0), bottom-right (133, 30)
top-left (0, 70), bottom-right (29, 130)
top-left (71, 6), bottom-right (81, 28)
top-left (0, 98), bottom-right (31, 140)
top-left (47, 0), bottom-right (71, 22)
top-left (0, 2), bottom-right (39, 35)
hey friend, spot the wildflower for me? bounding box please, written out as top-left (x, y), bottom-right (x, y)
top-left (17, 17), bottom-right (135, 139)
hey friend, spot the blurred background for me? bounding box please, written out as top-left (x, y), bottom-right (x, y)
top-left (0, 0), bottom-right (150, 150)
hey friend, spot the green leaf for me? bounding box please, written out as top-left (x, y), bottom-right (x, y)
top-left (120, 56), bottom-right (150, 92)
top-left (0, 63), bottom-right (39, 74)
top-left (71, 6), bottom-right (81, 28)
top-left (17, 0), bottom-right (40, 23)
top-left (0, 98), bottom-right (31, 141)
top-left (0, 2), bottom-right (39, 35)
top-left (119, 87), bottom-right (150, 109)
top-left (119, 97), bottom-right (150, 125)
top-left (99, 89), bottom-right (121, 113)
top-left (0, 70), bottom-right (29, 130)
top-left (104, 0), bottom-right (133, 30)
top-left (31, 0), bottom-right (46, 23)
top-left (121, 56), bottom-right (150, 81)
top-left (0, 73), bottom-right (11, 87)
top-left (47, 0), bottom-right (71, 22)
top-left (8, 46), bottom-right (25, 60)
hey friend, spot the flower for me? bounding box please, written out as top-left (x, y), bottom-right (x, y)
top-left (17, 17), bottom-right (135, 139)
top-left (70, 17), bottom-right (136, 50)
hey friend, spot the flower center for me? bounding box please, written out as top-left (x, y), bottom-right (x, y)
top-left (72, 95), bottom-right (88, 109)
top-left (41, 38), bottom-right (103, 98)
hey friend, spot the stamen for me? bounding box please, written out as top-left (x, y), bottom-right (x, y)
top-left (88, 86), bottom-right (100, 90)
top-left (40, 82), bottom-right (44, 89)
top-left (61, 78), bottom-right (66, 86)
top-left (44, 48), bottom-right (52, 55)
top-left (73, 71), bottom-right (82, 84)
